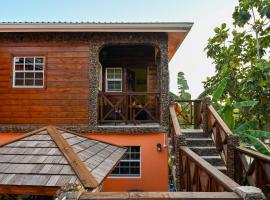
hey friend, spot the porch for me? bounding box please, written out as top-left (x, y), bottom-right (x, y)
top-left (97, 44), bottom-right (162, 125)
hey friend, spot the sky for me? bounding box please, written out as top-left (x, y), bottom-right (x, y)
top-left (0, 0), bottom-right (239, 98)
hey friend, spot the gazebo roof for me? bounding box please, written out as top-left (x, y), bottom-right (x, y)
top-left (0, 126), bottom-right (126, 195)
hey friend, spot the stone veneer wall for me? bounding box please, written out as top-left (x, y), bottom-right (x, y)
top-left (0, 32), bottom-right (169, 133)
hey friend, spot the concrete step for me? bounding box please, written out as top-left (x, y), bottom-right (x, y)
top-left (201, 156), bottom-right (225, 166)
top-left (181, 129), bottom-right (207, 138)
top-left (189, 146), bottom-right (219, 156)
top-left (216, 166), bottom-right (227, 174)
top-left (186, 138), bottom-right (215, 147)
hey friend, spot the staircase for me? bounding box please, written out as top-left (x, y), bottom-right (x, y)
top-left (182, 129), bottom-right (227, 174)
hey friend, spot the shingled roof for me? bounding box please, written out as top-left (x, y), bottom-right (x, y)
top-left (0, 126), bottom-right (126, 195)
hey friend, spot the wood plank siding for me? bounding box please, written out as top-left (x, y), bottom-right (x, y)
top-left (0, 44), bottom-right (90, 125)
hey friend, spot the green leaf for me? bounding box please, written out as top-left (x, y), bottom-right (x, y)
top-left (233, 100), bottom-right (258, 109)
top-left (212, 79), bottom-right (228, 102)
top-left (234, 120), bottom-right (258, 133)
top-left (222, 102), bottom-right (235, 130)
top-left (245, 130), bottom-right (270, 139)
top-left (239, 133), bottom-right (270, 156)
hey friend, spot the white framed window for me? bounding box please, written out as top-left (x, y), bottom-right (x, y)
top-left (110, 146), bottom-right (141, 178)
top-left (105, 68), bottom-right (122, 92)
top-left (13, 57), bottom-right (45, 88)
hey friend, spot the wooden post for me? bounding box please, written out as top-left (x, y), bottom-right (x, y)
top-left (202, 97), bottom-right (211, 134)
top-left (194, 100), bottom-right (202, 129)
top-left (227, 134), bottom-right (240, 180)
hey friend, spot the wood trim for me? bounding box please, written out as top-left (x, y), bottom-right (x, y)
top-left (46, 126), bottom-right (98, 189)
top-left (80, 192), bottom-right (242, 200)
top-left (0, 185), bottom-right (59, 196)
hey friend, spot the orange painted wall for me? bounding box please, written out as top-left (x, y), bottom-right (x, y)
top-left (85, 133), bottom-right (169, 192)
top-left (0, 132), bottom-right (169, 192)
top-left (0, 133), bottom-right (23, 144)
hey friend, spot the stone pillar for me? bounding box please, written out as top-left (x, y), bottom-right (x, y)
top-left (56, 184), bottom-right (85, 200)
top-left (235, 186), bottom-right (266, 200)
top-left (175, 134), bottom-right (187, 191)
top-left (201, 97), bottom-right (211, 134)
top-left (227, 134), bottom-right (241, 181)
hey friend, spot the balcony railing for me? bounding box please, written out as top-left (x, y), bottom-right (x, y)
top-left (98, 92), bottom-right (159, 124)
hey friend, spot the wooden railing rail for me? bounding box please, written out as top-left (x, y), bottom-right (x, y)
top-left (98, 92), bottom-right (159, 124)
top-left (80, 192), bottom-right (242, 199)
top-left (174, 99), bottom-right (202, 129)
top-left (206, 105), bottom-right (234, 166)
top-left (179, 146), bottom-right (240, 192)
top-left (235, 146), bottom-right (270, 198)
top-left (169, 104), bottom-right (184, 152)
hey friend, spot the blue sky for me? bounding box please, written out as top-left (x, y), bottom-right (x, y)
top-left (0, 0), bottom-right (238, 97)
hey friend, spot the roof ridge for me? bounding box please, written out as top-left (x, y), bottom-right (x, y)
top-left (46, 126), bottom-right (98, 189)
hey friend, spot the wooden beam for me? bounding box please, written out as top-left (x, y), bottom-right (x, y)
top-left (0, 185), bottom-right (59, 196)
top-left (80, 192), bottom-right (242, 200)
top-left (46, 126), bottom-right (98, 189)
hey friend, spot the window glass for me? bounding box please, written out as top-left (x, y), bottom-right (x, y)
top-left (111, 146), bottom-right (141, 177)
top-left (106, 68), bottom-right (122, 92)
top-left (13, 57), bottom-right (45, 88)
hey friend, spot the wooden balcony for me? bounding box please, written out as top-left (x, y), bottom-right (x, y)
top-left (98, 92), bottom-right (159, 125)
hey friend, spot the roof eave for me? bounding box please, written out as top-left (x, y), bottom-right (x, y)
top-left (0, 22), bottom-right (193, 33)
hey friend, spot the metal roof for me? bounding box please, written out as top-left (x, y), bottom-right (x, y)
top-left (0, 22), bottom-right (193, 33)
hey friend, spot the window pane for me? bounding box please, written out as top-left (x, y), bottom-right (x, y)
top-left (25, 79), bottom-right (34, 86)
top-left (25, 72), bottom-right (34, 78)
top-left (15, 64), bottom-right (24, 71)
top-left (15, 57), bottom-right (24, 64)
top-left (35, 72), bottom-right (43, 79)
top-left (35, 58), bottom-right (44, 64)
top-left (25, 58), bottom-right (34, 64)
top-left (25, 64), bottom-right (34, 71)
top-left (35, 79), bottom-right (43, 86)
top-left (107, 81), bottom-right (121, 91)
top-left (15, 72), bottom-right (24, 79)
top-left (15, 79), bottom-right (24, 86)
top-left (35, 65), bottom-right (44, 71)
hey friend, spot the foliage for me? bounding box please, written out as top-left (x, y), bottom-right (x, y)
top-left (177, 72), bottom-right (191, 100)
top-left (202, 0), bottom-right (270, 130)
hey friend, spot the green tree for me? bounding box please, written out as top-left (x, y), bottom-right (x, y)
top-left (202, 0), bottom-right (270, 130)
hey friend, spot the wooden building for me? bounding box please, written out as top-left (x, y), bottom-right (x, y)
top-left (0, 22), bottom-right (192, 193)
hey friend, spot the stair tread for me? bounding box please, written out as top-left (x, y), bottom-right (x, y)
top-left (186, 138), bottom-right (212, 141)
top-left (201, 156), bottom-right (223, 159)
top-left (190, 146), bottom-right (217, 149)
top-left (216, 166), bottom-right (227, 170)
top-left (181, 129), bottom-right (204, 133)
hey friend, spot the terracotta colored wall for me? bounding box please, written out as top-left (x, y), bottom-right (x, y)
top-left (0, 132), bottom-right (169, 192)
top-left (0, 133), bottom-right (23, 144)
top-left (85, 133), bottom-right (169, 192)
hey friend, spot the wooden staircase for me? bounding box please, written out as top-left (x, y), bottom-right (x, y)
top-left (182, 129), bottom-right (227, 174)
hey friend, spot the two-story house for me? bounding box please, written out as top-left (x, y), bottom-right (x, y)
top-left (0, 22), bottom-right (192, 192)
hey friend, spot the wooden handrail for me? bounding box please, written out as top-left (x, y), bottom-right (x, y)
top-left (235, 147), bottom-right (270, 163)
top-left (80, 192), bottom-right (242, 199)
top-left (179, 146), bottom-right (240, 192)
top-left (169, 104), bottom-right (183, 136)
top-left (208, 105), bottom-right (233, 135)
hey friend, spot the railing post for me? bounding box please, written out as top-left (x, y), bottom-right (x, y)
top-left (202, 97), bottom-right (211, 134)
top-left (235, 186), bottom-right (266, 200)
top-left (194, 100), bottom-right (202, 129)
top-left (175, 133), bottom-right (187, 191)
top-left (227, 134), bottom-right (240, 180)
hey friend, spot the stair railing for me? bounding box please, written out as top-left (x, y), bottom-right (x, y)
top-left (179, 145), bottom-right (240, 192)
top-left (234, 147), bottom-right (270, 198)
